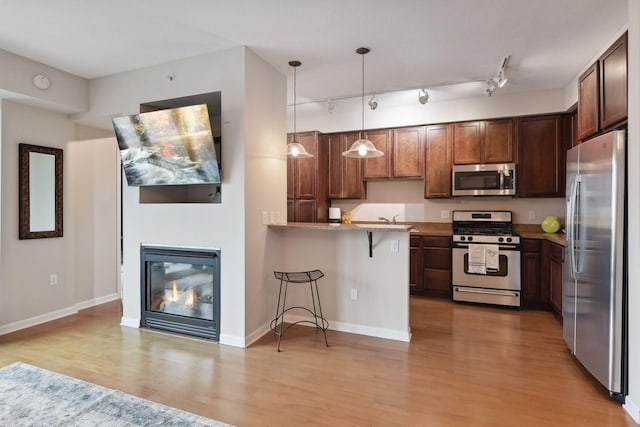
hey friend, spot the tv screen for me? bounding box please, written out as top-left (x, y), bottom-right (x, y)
top-left (113, 104), bottom-right (221, 186)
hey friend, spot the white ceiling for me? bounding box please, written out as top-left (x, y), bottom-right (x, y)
top-left (0, 0), bottom-right (628, 105)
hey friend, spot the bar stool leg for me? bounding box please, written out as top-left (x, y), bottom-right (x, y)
top-left (276, 279), bottom-right (289, 352)
top-left (311, 279), bottom-right (329, 348)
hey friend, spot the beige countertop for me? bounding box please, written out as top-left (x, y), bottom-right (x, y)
top-left (268, 222), bottom-right (412, 232)
top-left (270, 221), bottom-right (566, 246)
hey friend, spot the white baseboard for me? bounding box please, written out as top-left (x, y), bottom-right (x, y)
top-left (219, 333), bottom-right (245, 348)
top-left (0, 306), bottom-right (78, 336)
top-left (120, 317), bottom-right (140, 328)
top-left (0, 295), bottom-right (122, 336)
top-left (623, 396), bottom-right (640, 424)
top-left (284, 314), bottom-right (411, 342)
top-left (75, 293), bottom-right (119, 311)
top-left (245, 322), bottom-right (271, 347)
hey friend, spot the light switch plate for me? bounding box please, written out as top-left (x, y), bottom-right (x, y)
top-left (390, 239), bottom-right (399, 253)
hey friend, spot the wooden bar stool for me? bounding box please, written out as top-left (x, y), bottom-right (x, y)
top-left (270, 270), bottom-right (329, 352)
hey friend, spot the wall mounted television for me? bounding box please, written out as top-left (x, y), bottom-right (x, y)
top-left (113, 104), bottom-right (220, 187)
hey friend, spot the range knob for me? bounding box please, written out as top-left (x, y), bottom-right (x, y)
top-left (460, 236), bottom-right (466, 241)
top-left (498, 237), bottom-right (504, 243)
top-left (506, 237), bottom-right (512, 243)
top-left (468, 236), bottom-right (473, 242)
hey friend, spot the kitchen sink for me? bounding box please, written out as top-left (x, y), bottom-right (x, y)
top-left (354, 223), bottom-right (411, 230)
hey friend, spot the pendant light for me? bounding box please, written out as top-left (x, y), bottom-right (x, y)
top-left (342, 47), bottom-right (383, 158)
top-left (286, 60), bottom-right (313, 158)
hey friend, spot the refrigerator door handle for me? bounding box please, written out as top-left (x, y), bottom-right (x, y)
top-left (567, 175), bottom-right (579, 279)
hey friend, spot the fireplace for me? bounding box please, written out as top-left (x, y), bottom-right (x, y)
top-left (140, 246), bottom-right (220, 340)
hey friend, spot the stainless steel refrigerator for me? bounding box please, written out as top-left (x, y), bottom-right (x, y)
top-left (564, 129), bottom-right (627, 399)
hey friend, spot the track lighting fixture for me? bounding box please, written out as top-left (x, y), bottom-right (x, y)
top-left (368, 94), bottom-right (378, 110)
top-left (485, 55), bottom-right (510, 96)
top-left (286, 60), bottom-right (313, 158)
top-left (343, 47), bottom-right (384, 158)
top-left (418, 88), bottom-right (429, 104)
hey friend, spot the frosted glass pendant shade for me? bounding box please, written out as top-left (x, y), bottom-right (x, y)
top-left (286, 142), bottom-right (313, 158)
top-left (342, 139), bottom-right (383, 158)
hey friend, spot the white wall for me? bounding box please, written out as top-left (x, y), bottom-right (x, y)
top-left (0, 49), bottom-right (88, 114)
top-left (242, 49), bottom-right (287, 344)
top-left (624, 0), bottom-right (639, 421)
top-left (0, 100), bottom-right (119, 333)
top-left (83, 46), bottom-right (287, 347)
top-left (0, 100), bottom-right (75, 326)
top-left (67, 138), bottom-right (119, 307)
top-left (331, 180), bottom-right (565, 226)
top-left (292, 88), bottom-right (567, 134)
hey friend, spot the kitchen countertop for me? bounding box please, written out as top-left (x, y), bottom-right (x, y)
top-left (269, 221), bottom-right (566, 246)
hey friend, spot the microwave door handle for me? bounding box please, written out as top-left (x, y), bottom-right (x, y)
top-left (499, 170), bottom-right (504, 189)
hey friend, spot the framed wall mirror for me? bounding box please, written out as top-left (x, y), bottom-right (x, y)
top-left (19, 143), bottom-right (63, 239)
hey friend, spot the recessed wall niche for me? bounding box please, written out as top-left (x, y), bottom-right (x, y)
top-left (137, 91), bottom-right (222, 204)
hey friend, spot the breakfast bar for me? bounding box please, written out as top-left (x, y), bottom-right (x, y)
top-left (268, 222), bottom-right (411, 342)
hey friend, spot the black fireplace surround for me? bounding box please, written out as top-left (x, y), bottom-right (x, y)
top-left (140, 246), bottom-right (220, 340)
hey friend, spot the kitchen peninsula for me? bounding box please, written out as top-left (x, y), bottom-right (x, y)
top-left (268, 222), bottom-right (411, 342)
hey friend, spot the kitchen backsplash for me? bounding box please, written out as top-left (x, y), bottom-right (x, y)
top-left (330, 180), bottom-right (565, 225)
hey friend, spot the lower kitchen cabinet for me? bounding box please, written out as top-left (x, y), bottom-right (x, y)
top-left (521, 239), bottom-right (545, 308)
top-left (547, 241), bottom-right (564, 315)
top-left (520, 238), bottom-right (564, 314)
top-left (410, 235), bottom-right (452, 298)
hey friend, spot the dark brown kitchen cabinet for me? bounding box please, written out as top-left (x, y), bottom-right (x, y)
top-left (599, 32), bottom-right (627, 131)
top-left (452, 119), bottom-right (513, 164)
top-left (410, 235), bottom-right (452, 297)
top-left (521, 239), bottom-right (546, 308)
top-left (409, 236), bottom-right (423, 293)
top-left (547, 241), bottom-right (564, 316)
top-left (327, 132), bottom-right (366, 199)
top-left (517, 115), bottom-right (566, 197)
top-left (424, 124), bottom-right (452, 198)
top-left (287, 131), bottom-right (329, 222)
top-left (392, 126), bottom-right (425, 178)
top-left (363, 129), bottom-right (392, 179)
top-left (577, 31), bottom-right (628, 142)
top-left (363, 126), bottom-right (424, 179)
top-left (578, 62), bottom-right (599, 141)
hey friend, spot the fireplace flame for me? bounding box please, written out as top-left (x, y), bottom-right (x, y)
top-left (185, 289), bottom-right (195, 308)
top-left (172, 282), bottom-right (179, 302)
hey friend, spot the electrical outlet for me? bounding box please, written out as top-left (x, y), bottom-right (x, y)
top-left (350, 288), bottom-right (358, 301)
top-left (440, 210), bottom-right (449, 219)
top-left (390, 239), bottom-right (399, 253)
top-left (50, 274), bottom-right (57, 286)
top-left (529, 210), bottom-right (535, 220)
top-left (262, 211), bottom-right (269, 225)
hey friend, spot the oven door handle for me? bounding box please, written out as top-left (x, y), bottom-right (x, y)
top-left (453, 244), bottom-right (519, 250)
top-left (454, 287), bottom-right (519, 297)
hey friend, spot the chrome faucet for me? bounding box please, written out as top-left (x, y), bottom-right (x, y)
top-left (378, 215), bottom-right (399, 224)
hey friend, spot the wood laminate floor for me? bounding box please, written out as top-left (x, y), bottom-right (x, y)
top-left (0, 297), bottom-right (634, 426)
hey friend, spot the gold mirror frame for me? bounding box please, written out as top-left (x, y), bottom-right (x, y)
top-left (19, 143), bottom-right (63, 239)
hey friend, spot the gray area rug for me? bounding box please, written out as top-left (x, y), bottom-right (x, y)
top-left (0, 362), bottom-right (232, 426)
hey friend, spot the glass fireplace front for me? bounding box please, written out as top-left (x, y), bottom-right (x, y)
top-left (141, 246), bottom-right (220, 340)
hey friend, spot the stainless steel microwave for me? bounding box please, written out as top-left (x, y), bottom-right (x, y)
top-left (452, 163), bottom-right (516, 196)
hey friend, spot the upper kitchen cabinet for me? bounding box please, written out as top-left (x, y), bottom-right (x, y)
top-left (424, 124), bottom-right (452, 198)
top-left (599, 32), bottom-right (627, 131)
top-left (287, 131), bottom-right (329, 222)
top-left (363, 129), bottom-right (392, 179)
top-left (363, 126), bottom-right (424, 179)
top-left (577, 62), bottom-right (599, 140)
top-left (452, 119), bottom-right (514, 164)
top-left (517, 115), bottom-right (566, 197)
top-left (392, 126), bottom-right (425, 178)
top-left (578, 31), bottom-right (628, 141)
top-left (327, 132), bottom-right (366, 199)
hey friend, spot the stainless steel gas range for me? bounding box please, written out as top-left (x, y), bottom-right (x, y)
top-left (451, 210), bottom-right (521, 307)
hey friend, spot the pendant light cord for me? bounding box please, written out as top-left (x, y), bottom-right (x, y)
top-left (361, 51), bottom-right (365, 138)
top-left (293, 64), bottom-right (297, 143)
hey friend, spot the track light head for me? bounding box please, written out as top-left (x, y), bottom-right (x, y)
top-left (485, 80), bottom-right (497, 97)
top-left (368, 94), bottom-right (378, 110)
top-left (418, 88), bottom-right (429, 104)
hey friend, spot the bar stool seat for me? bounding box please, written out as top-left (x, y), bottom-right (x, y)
top-left (270, 269), bottom-right (329, 351)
